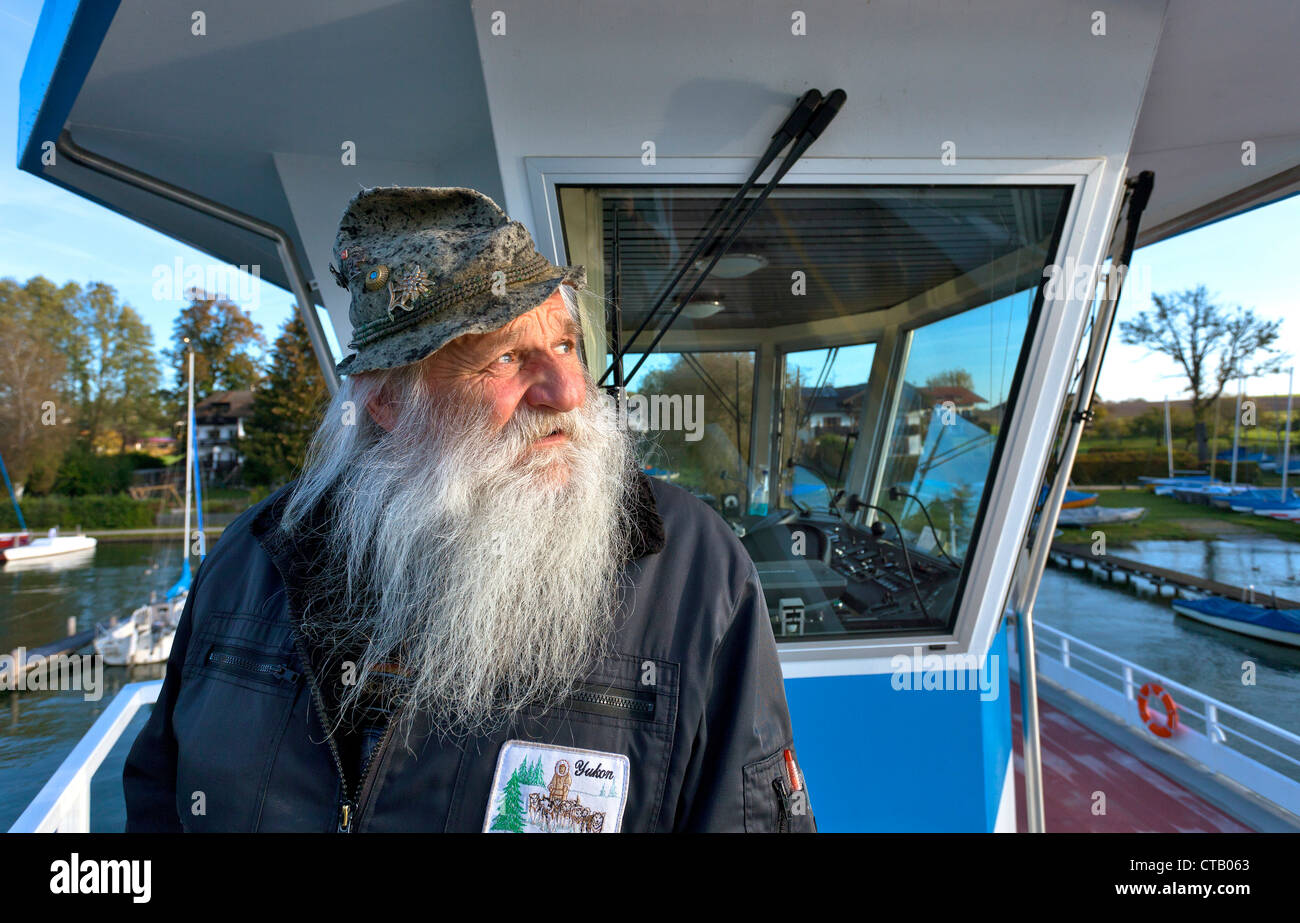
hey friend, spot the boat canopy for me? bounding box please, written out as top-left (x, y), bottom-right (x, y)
top-left (17, 0), bottom-right (1300, 676)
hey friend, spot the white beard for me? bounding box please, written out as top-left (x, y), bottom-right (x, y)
top-left (289, 377), bottom-right (636, 745)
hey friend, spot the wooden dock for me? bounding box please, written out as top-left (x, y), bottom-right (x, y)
top-left (0, 629), bottom-right (97, 689)
top-left (1051, 543), bottom-right (1300, 609)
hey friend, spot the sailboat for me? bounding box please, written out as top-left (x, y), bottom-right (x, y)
top-left (94, 347), bottom-right (206, 666)
top-left (0, 449), bottom-right (96, 562)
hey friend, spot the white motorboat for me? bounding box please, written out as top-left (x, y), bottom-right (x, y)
top-left (0, 527), bottom-right (97, 563)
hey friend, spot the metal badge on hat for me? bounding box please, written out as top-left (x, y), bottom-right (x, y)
top-left (386, 264), bottom-right (434, 318)
top-left (329, 244), bottom-right (372, 290)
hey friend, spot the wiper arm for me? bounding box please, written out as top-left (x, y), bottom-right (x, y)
top-left (621, 89), bottom-right (847, 387)
top-left (603, 88), bottom-right (847, 387)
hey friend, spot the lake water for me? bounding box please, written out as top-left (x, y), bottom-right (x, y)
top-left (1036, 537), bottom-right (1300, 736)
top-left (1, 540), bottom-right (181, 831)
top-left (1, 536), bottom-right (1297, 830)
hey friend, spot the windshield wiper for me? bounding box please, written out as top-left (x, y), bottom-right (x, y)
top-left (603, 88), bottom-right (847, 388)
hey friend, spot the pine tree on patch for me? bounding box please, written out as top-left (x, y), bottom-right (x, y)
top-left (521, 756), bottom-right (544, 785)
top-left (489, 768), bottom-right (526, 832)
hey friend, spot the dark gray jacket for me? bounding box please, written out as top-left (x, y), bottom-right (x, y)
top-left (122, 472), bottom-right (815, 832)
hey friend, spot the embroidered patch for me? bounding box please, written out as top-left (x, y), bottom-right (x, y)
top-left (483, 740), bottom-right (630, 833)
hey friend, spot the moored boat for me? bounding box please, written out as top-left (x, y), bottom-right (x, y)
top-left (94, 596), bottom-right (186, 667)
top-left (1172, 596), bottom-right (1300, 648)
top-left (1, 528), bottom-right (97, 563)
top-left (1056, 505), bottom-right (1146, 528)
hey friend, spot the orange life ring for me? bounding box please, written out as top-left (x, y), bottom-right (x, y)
top-left (1138, 682), bottom-right (1179, 738)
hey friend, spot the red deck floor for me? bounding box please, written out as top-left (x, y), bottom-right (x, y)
top-left (1009, 680), bottom-right (1251, 832)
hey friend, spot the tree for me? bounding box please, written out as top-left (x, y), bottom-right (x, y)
top-left (162, 293), bottom-right (266, 407)
top-left (925, 368), bottom-right (976, 391)
top-left (0, 282), bottom-right (74, 492)
top-left (489, 769), bottom-right (526, 833)
top-left (240, 312), bottom-right (328, 486)
top-left (635, 352), bottom-right (755, 501)
top-left (1119, 286), bottom-right (1286, 462)
top-left (71, 282), bottom-right (163, 450)
top-left (0, 276), bottom-right (169, 489)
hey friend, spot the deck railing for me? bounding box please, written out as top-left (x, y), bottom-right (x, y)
top-left (12, 623), bottom-right (1300, 830)
top-left (8, 680), bottom-right (161, 833)
top-left (1010, 618), bottom-right (1300, 819)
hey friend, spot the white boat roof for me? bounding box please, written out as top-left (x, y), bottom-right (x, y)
top-left (18, 0), bottom-right (1300, 351)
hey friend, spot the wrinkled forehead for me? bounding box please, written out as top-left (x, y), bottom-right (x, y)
top-left (442, 288), bottom-right (582, 355)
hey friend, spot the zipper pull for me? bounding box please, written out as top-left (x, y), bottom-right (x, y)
top-left (271, 663), bottom-right (301, 683)
top-left (772, 778), bottom-right (792, 833)
top-left (338, 800), bottom-right (355, 833)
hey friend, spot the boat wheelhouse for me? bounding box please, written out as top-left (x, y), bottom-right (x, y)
top-left (11, 0), bottom-right (1300, 832)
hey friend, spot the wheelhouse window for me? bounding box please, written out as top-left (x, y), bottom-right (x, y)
top-left (611, 349), bottom-right (755, 518)
top-left (559, 183), bottom-right (1071, 641)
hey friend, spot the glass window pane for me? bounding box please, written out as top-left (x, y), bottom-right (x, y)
top-left (778, 344), bottom-right (878, 514)
top-left (616, 349), bottom-right (754, 520)
top-left (876, 298), bottom-right (1033, 563)
top-left (560, 183), bottom-right (1071, 641)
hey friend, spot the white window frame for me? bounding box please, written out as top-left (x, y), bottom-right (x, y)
top-left (526, 155), bottom-right (1125, 678)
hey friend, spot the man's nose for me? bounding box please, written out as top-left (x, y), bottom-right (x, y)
top-left (522, 354), bottom-right (584, 413)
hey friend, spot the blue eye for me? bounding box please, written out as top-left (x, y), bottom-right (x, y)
top-left (496, 352), bottom-right (515, 364)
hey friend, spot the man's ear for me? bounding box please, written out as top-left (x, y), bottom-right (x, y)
top-left (366, 392), bottom-right (396, 432)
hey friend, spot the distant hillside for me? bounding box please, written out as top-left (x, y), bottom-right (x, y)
top-left (1101, 395), bottom-right (1296, 419)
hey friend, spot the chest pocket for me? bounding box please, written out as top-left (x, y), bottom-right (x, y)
top-left (440, 653), bottom-right (679, 833)
top-left (173, 601), bottom-right (303, 831)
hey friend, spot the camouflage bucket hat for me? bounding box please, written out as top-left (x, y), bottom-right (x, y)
top-left (328, 186), bottom-right (586, 376)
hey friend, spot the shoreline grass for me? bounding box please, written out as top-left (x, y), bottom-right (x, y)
top-left (1055, 487), bottom-right (1300, 546)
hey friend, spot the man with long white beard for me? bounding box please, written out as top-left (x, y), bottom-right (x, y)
top-left (123, 186), bottom-right (815, 833)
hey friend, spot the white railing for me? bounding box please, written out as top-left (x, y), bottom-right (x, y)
top-left (1009, 618), bottom-right (1300, 819)
top-left (8, 680), bottom-right (161, 833)
top-left (15, 623), bottom-right (1300, 829)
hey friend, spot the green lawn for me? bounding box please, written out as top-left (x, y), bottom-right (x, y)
top-left (1054, 488), bottom-right (1300, 545)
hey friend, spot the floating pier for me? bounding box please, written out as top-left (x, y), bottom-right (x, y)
top-left (1050, 543), bottom-right (1300, 609)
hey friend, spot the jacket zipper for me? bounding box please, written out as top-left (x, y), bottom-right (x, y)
top-left (290, 629), bottom-right (396, 833)
top-left (206, 646), bottom-right (301, 684)
top-left (773, 777), bottom-right (792, 832)
top-left (560, 682), bottom-right (656, 720)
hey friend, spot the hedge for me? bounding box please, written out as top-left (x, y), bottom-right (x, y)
top-left (1070, 450), bottom-right (1259, 485)
top-left (0, 494), bottom-right (156, 531)
top-left (48, 449), bottom-right (161, 497)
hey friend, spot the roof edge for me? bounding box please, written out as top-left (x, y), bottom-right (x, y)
top-left (17, 0), bottom-right (120, 173)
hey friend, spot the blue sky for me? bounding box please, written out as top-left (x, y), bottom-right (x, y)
top-left (2, 0), bottom-right (1296, 402)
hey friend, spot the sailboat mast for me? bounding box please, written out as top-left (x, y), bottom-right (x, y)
top-left (1231, 377), bottom-right (1244, 486)
top-left (183, 345), bottom-right (194, 560)
top-left (1209, 395), bottom-right (1221, 480)
top-left (1282, 366), bottom-right (1294, 501)
top-left (1164, 395), bottom-right (1173, 478)
top-left (0, 450), bottom-right (27, 532)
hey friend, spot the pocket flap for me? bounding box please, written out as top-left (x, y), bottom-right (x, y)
top-left (743, 744), bottom-right (815, 832)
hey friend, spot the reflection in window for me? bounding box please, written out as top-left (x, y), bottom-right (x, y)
top-left (618, 350), bottom-right (754, 520)
top-left (560, 183), bottom-right (1071, 640)
top-left (875, 295), bottom-right (1034, 563)
top-left (778, 344), bottom-right (877, 514)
